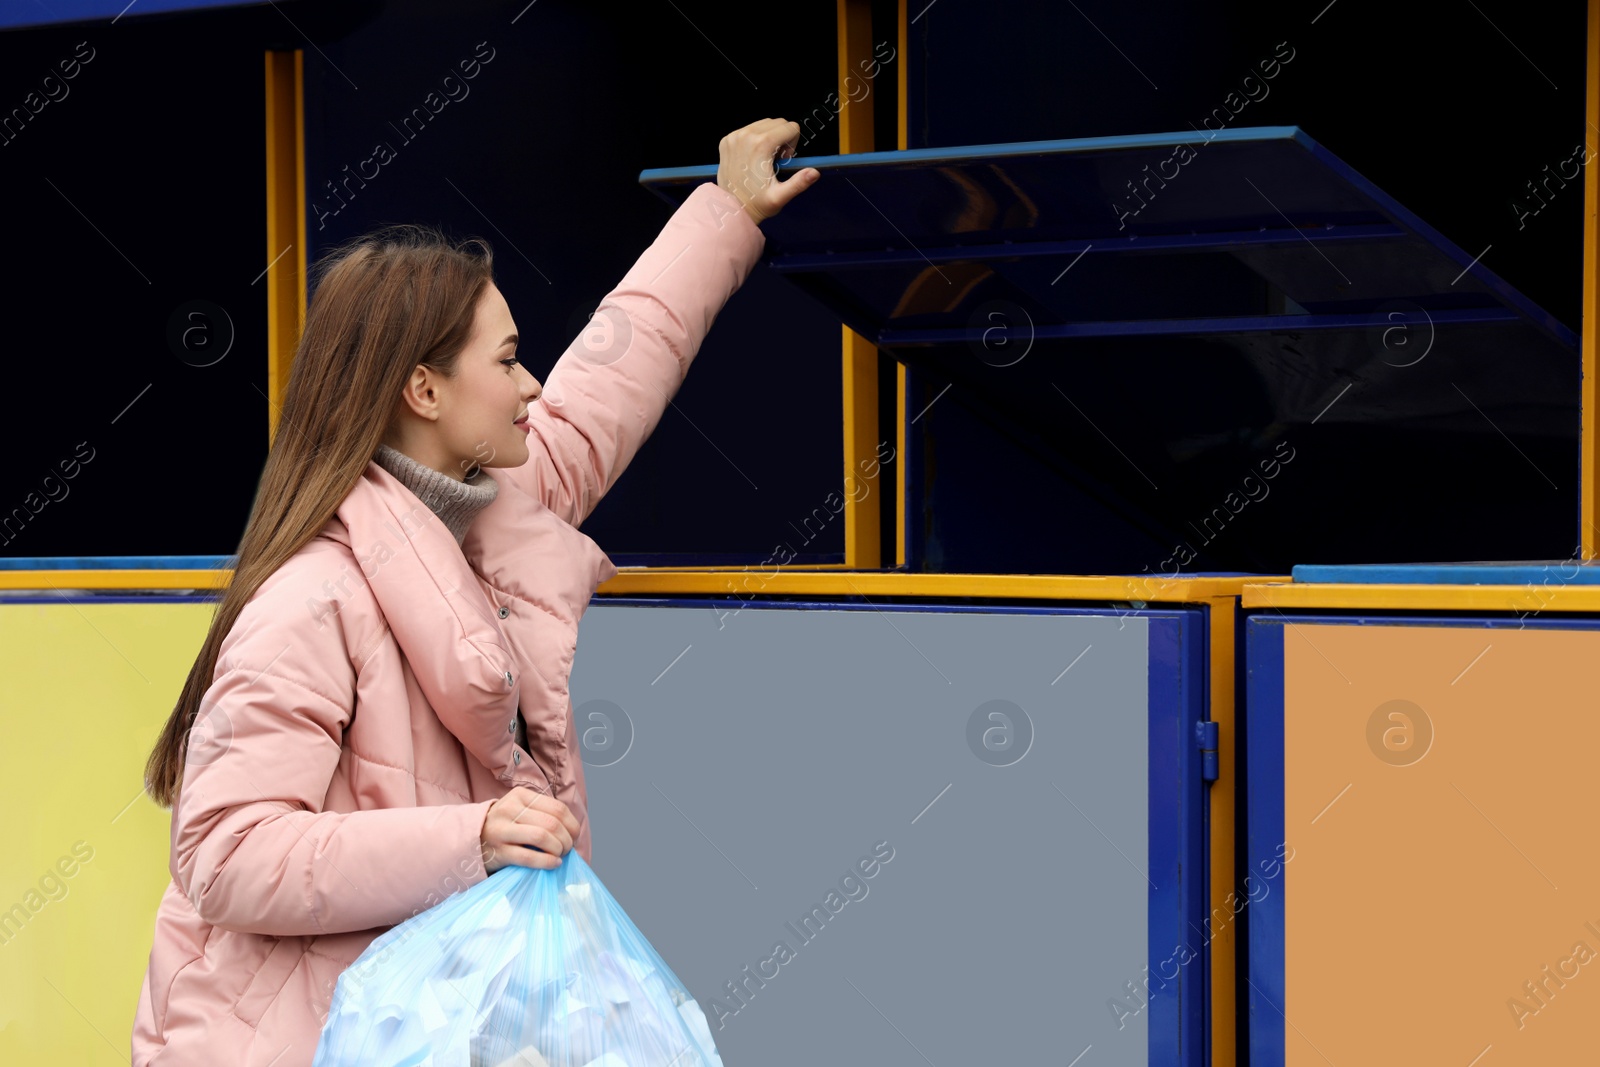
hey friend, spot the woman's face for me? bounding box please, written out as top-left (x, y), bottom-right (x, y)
top-left (395, 281), bottom-right (542, 480)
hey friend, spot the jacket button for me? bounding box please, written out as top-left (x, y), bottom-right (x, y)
top-left (508, 718), bottom-right (516, 734)
top-left (498, 606), bottom-right (509, 619)
top-left (513, 751), bottom-right (521, 765)
top-left (504, 671), bottom-right (514, 688)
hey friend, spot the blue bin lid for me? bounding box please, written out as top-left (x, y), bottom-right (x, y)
top-left (1291, 561), bottom-right (1600, 585)
top-left (0, 555), bottom-right (235, 570)
top-left (640, 127), bottom-right (1573, 346)
top-left (640, 127), bottom-right (1576, 435)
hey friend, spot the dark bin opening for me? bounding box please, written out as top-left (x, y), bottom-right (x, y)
top-left (642, 128), bottom-right (1581, 575)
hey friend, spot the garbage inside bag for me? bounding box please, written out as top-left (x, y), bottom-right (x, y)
top-left (311, 849), bottom-right (725, 1067)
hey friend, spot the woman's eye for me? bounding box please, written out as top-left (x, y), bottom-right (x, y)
top-left (501, 357), bottom-right (519, 368)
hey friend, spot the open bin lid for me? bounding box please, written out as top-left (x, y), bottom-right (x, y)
top-left (640, 127), bottom-right (1577, 435)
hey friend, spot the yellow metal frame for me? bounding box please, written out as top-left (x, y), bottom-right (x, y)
top-left (1243, 580), bottom-right (1600, 613)
top-left (0, 568), bottom-right (1279, 601)
top-left (265, 49), bottom-right (307, 446)
top-left (1201, 596), bottom-right (1236, 1067)
top-left (597, 569), bottom-right (1270, 602)
top-left (839, 0), bottom-right (883, 570)
top-left (0, 569), bottom-right (230, 592)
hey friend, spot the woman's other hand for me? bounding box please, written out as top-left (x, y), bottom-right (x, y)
top-left (479, 787), bottom-right (581, 873)
top-left (717, 118), bottom-right (820, 225)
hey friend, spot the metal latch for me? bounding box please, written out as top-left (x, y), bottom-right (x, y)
top-left (1195, 720), bottom-right (1219, 783)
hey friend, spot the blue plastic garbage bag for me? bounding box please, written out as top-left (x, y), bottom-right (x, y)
top-left (311, 849), bottom-right (725, 1067)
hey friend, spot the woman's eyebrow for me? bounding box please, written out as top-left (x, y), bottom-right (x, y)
top-left (500, 334), bottom-right (518, 349)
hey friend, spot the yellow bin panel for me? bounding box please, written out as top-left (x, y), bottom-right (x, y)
top-left (0, 601), bottom-right (208, 1063)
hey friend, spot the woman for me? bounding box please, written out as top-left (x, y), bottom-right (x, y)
top-left (130, 118), bottom-right (820, 1067)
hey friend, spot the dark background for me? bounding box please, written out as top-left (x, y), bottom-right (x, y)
top-left (0, 0), bottom-right (1586, 571)
top-left (904, 1), bottom-right (1587, 574)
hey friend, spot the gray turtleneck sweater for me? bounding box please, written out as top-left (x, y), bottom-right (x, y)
top-left (372, 442), bottom-right (499, 545)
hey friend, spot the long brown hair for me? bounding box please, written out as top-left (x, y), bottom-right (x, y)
top-left (144, 224), bottom-right (496, 809)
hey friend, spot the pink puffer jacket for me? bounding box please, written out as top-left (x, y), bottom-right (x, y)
top-left (130, 180), bottom-right (764, 1067)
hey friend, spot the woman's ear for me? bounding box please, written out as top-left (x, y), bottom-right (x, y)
top-left (396, 364), bottom-right (443, 421)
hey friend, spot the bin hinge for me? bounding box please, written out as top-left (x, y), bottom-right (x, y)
top-left (1194, 720), bottom-right (1220, 783)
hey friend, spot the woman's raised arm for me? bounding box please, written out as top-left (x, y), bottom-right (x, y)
top-left (506, 118), bottom-right (819, 528)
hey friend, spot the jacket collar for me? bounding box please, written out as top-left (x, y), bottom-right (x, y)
top-left (331, 460), bottom-right (535, 790)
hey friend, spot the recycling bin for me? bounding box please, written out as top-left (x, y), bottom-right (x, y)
top-left (572, 586), bottom-right (1215, 1067)
top-left (1244, 563), bottom-right (1600, 1066)
top-left (0, 560), bottom-right (226, 1065)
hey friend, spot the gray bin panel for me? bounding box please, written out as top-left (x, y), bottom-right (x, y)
top-left (570, 600), bottom-right (1170, 1066)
